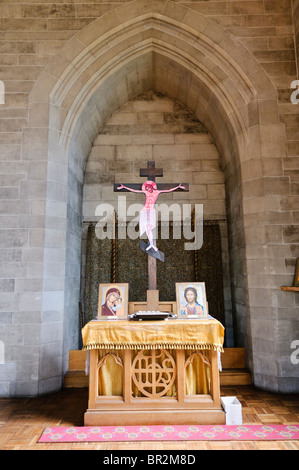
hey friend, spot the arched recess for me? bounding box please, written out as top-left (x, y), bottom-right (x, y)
top-left (27, 0), bottom-right (288, 392)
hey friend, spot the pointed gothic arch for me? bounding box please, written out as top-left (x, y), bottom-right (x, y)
top-left (25, 0), bottom-right (290, 393)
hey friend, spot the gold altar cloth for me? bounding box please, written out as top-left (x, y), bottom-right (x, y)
top-left (82, 319), bottom-right (224, 352)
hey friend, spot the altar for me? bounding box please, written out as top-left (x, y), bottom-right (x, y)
top-left (82, 316), bottom-right (225, 425)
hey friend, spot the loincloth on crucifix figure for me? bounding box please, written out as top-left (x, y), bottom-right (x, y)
top-left (117, 180), bottom-right (186, 251)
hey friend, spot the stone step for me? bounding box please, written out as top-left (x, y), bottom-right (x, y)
top-left (64, 370), bottom-right (89, 388)
top-left (220, 368), bottom-right (252, 386)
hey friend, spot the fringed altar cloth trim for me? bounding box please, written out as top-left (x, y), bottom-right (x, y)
top-left (82, 343), bottom-right (224, 352)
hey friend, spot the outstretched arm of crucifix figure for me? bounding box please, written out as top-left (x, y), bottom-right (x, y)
top-left (117, 184), bottom-right (143, 193)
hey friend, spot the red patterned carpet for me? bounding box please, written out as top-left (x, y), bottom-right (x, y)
top-left (38, 424), bottom-right (299, 443)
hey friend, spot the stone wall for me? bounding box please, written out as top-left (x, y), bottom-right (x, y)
top-left (0, 0), bottom-right (298, 396)
top-left (0, 0), bottom-right (297, 173)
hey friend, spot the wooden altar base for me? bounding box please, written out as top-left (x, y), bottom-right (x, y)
top-left (84, 408), bottom-right (225, 426)
top-left (84, 348), bottom-right (225, 426)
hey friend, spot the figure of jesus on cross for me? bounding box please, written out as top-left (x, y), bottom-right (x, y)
top-left (117, 179), bottom-right (185, 252)
top-left (114, 161), bottom-right (189, 296)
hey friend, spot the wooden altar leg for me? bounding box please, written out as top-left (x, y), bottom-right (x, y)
top-left (176, 349), bottom-right (185, 403)
top-left (88, 349), bottom-right (98, 409)
top-left (210, 350), bottom-right (221, 408)
top-left (123, 349), bottom-right (132, 403)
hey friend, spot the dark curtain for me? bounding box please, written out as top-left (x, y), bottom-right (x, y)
top-left (84, 224), bottom-right (113, 323)
top-left (195, 224), bottom-right (225, 325)
top-left (83, 222), bottom-right (224, 325)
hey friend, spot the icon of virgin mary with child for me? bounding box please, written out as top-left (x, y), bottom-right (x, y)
top-left (101, 287), bottom-right (124, 317)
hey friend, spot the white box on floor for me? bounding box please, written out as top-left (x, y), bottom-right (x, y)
top-left (221, 396), bottom-right (242, 425)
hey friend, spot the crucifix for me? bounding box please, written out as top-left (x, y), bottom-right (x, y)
top-left (114, 161), bottom-right (189, 310)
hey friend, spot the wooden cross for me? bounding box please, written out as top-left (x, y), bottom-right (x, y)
top-left (114, 161), bottom-right (189, 192)
top-left (114, 161), bottom-right (189, 308)
top-left (140, 160), bottom-right (163, 181)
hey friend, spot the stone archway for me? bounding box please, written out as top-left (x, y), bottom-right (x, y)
top-left (26, 0), bottom-right (292, 393)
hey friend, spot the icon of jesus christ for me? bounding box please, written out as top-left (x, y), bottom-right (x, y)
top-left (117, 180), bottom-right (185, 251)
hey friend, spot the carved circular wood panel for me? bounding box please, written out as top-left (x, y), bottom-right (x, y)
top-left (131, 349), bottom-right (176, 398)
